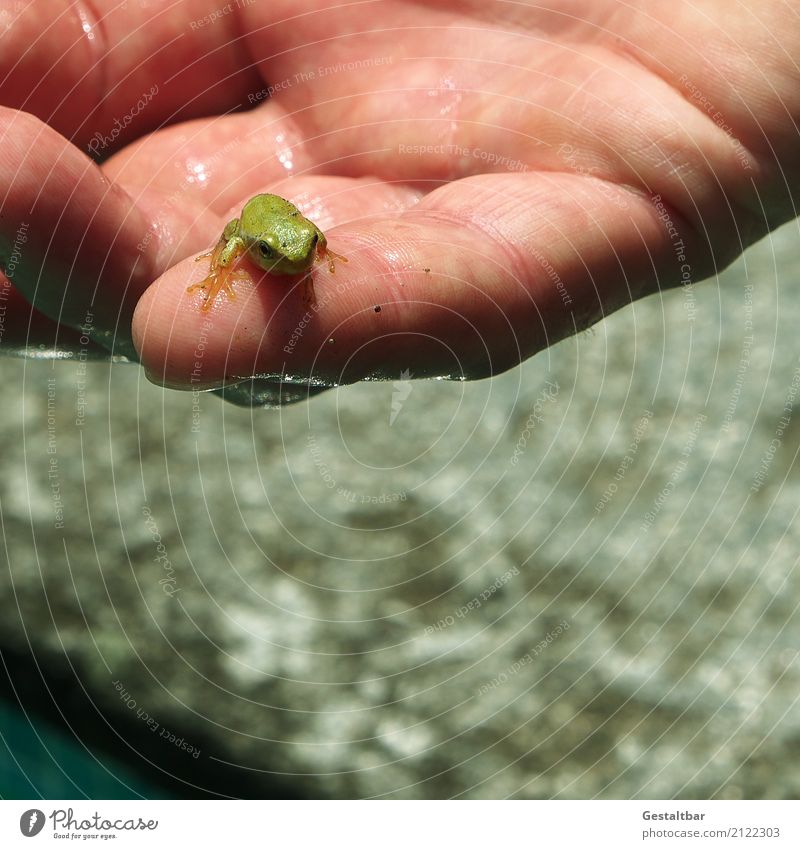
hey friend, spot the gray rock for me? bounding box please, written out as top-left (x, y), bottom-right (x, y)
top-left (2, 221), bottom-right (799, 798)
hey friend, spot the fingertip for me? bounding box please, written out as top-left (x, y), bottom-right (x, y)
top-left (132, 261), bottom-right (228, 389)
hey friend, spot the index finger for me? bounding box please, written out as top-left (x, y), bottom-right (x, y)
top-left (132, 172), bottom-right (715, 390)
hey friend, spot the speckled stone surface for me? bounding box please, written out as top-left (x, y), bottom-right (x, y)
top-left (1, 221), bottom-right (799, 798)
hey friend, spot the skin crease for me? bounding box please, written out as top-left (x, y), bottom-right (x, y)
top-left (0, 0), bottom-right (798, 396)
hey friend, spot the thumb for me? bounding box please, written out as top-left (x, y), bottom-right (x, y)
top-left (1, 107), bottom-right (156, 357)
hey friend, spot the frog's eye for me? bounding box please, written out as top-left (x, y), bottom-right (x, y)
top-left (258, 242), bottom-right (274, 258)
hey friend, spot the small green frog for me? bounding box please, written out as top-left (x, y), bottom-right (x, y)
top-left (188, 193), bottom-right (347, 310)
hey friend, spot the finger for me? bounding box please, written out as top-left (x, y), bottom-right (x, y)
top-left (131, 175), bottom-right (422, 388)
top-left (231, 0), bottom-right (795, 271)
top-left (106, 0), bottom-right (779, 255)
top-left (0, 107), bottom-right (158, 356)
top-left (0, 0), bottom-right (261, 150)
top-left (0, 276), bottom-right (107, 358)
top-left (101, 106), bottom-right (320, 219)
top-left (132, 170), bottom-right (716, 389)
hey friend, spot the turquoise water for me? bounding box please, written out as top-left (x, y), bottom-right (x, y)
top-left (0, 700), bottom-right (160, 799)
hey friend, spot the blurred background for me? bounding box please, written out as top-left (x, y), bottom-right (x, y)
top-left (1, 221), bottom-right (799, 799)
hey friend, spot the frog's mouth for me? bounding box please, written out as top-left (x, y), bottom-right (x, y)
top-left (267, 254), bottom-right (315, 276)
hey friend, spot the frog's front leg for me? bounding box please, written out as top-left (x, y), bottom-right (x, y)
top-left (303, 237), bottom-right (346, 306)
top-left (188, 223), bottom-right (249, 311)
top-left (302, 273), bottom-right (317, 307)
top-left (192, 218), bottom-right (240, 268)
top-left (316, 232), bottom-right (348, 274)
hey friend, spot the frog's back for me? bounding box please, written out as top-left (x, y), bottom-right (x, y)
top-left (240, 193), bottom-right (298, 232)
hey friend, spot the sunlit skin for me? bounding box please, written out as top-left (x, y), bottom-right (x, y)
top-left (188, 193), bottom-right (347, 310)
top-left (0, 0), bottom-right (798, 398)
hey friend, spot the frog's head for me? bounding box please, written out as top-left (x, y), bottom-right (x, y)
top-left (238, 194), bottom-right (322, 276)
top-left (247, 227), bottom-right (318, 276)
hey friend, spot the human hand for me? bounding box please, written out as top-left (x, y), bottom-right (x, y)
top-left (2, 0), bottom-right (798, 404)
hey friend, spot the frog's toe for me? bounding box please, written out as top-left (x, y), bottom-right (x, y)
top-left (188, 256), bottom-right (256, 310)
top-left (186, 277), bottom-right (210, 295)
top-left (324, 248), bottom-right (348, 274)
top-left (220, 276), bottom-right (239, 300)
